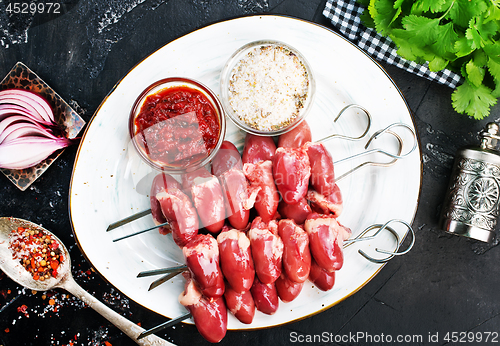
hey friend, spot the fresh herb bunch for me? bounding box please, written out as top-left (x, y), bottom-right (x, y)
top-left (358, 0), bottom-right (500, 119)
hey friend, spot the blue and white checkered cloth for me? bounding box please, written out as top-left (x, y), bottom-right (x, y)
top-left (323, 0), bottom-right (463, 88)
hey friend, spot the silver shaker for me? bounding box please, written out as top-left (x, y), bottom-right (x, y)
top-left (440, 123), bottom-right (500, 243)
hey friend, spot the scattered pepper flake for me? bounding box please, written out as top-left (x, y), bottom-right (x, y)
top-left (48, 298), bottom-right (55, 306)
top-left (17, 304), bottom-right (29, 317)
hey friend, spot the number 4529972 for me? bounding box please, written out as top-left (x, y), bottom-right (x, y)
top-left (444, 331), bottom-right (498, 343)
top-left (5, 3), bottom-right (61, 14)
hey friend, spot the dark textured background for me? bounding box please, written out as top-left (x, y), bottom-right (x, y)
top-left (1, 1), bottom-right (499, 345)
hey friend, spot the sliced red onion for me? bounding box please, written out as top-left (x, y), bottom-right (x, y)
top-left (0, 89), bottom-right (55, 124)
top-left (0, 136), bottom-right (75, 170)
top-left (0, 97), bottom-right (48, 124)
top-left (8, 89), bottom-right (53, 119)
top-left (0, 104), bottom-right (55, 127)
top-left (0, 104), bottom-right (32, 118)
top-left (0, 121), bottom-right (58, 144)
top-left (0, 89), bottom-right (76, 170)
top-left (0, 114), bottom-right (53, 137)
top-left (0, 115), bottom-right (25, 135)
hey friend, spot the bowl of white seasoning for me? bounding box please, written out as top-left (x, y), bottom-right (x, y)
top-left (220, 40), bottom-right (315, 136)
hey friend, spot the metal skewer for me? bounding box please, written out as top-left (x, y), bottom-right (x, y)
top-left (137, 265), bottom-right (188, 277)
top-left (147, 271), bottom-right (186, 291)
top-left (107, 208), bottom-right (152, 232)
top-left (137, 312), bottom-right (192, 340)
top-left (333, 122), bottom-right (417, 182)
top-left (317, 103), bottom-right (372, 143)
top-left (137, 265), bottom-right (188, 291)
top-left (112, 221), bottom-right (169, 242)
top-left (344, 219), bottom-right (415, 264)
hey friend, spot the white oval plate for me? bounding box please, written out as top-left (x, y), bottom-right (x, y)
top-left (69, 15), bottom-right (422, 330)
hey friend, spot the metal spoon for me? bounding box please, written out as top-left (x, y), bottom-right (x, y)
top-left (0, 217), bottom-right (174, 346)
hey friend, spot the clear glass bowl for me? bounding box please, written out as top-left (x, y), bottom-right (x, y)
top-left (129, 77), bottom-right (226, 173)
top-left (220, 40), bottom-right (315, 136)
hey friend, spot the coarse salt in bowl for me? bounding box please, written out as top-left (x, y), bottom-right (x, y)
top-left (220, 40), bottom-right (315, 136)
top-left (129, 77), bottom-right (226, 173)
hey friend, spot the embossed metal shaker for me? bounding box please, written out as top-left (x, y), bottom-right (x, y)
top-left (440, 123), bottom-right (500, 243)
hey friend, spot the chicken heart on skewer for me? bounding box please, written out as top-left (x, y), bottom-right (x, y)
top-left (178, 272), bottom-right (227, 343)
top-left (183, 233), bottom-right (225, 299)
top-left (212, 141), bottom-right (259, 230)
top-left (150, 173), bottom-right (183, 235)
top-left (248, 217), bottom-right (283, 285)
top-left (304, 213), bottom-right (351, 272)
top-left (155, 174), bottom-right (199, 247)
top-left (216, 225), bottom-right (255, 293)
top-left (181, 167), bottom-right (226, 234)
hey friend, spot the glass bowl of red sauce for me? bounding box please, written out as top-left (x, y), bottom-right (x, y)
top-left (220, 40), bottom-right (315, 136)
top-left (129, 77), bottom-right (226, 172)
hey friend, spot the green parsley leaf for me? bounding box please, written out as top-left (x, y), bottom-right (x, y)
top-left (492, 81), bottom-right (500, 98)
top-left (390, 30), bottom-right (420, 60)
top-left (401, 15), bottom-right (439, 46)
top-left (466, 19), bottom-right (484, 49)
top-left (447, 0), bottom-right (488, 29)
top-left (488, 57), bottom-right (500, 82)
top-left (493, 86), bottom-right (500, 98)
top-left (369, 0), bottom-right (401, 35)
top-left (360, 10), bottom-right (376, 29)
top-left (433, 22), bottom-right (459, 59)
top-left (454, 35), bottom-right (475, 58)
top-left (393, 0), bottom-right (405, 9)
top-left (390, 28), bottom-right (437, 63)
top-left (411, 0), bottom-right (451, 13)
top-left (466, 16), bottom-right (498, 49)
top-left (484, 3), bottom-right (500, 24)
top-left (484, 42), bottom-right (500, 63)
top-left (452, 81), bottom-right (497, 119)
top-left (465, 59), bottom-right (485, 87)
top-left (429, 56), bottom-right (449, 71)
top-left (474, 49), bottom-right (488, 67)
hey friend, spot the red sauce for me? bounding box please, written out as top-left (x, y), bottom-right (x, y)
top-left (134, 86), bottom-right (220, 167)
